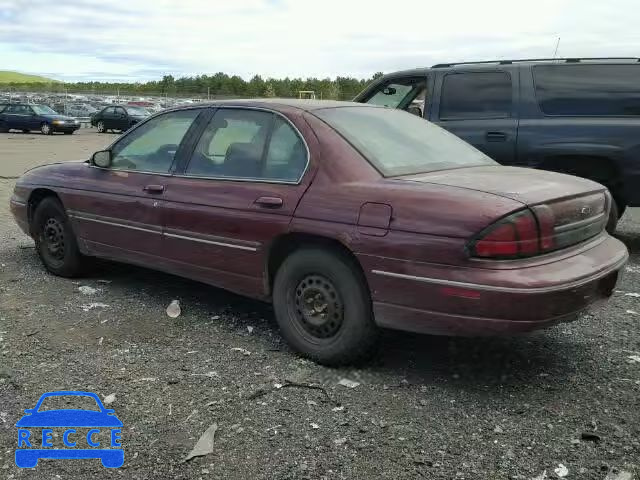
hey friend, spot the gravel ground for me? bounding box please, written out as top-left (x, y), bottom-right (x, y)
top-left (0, 132), bottom-right (638, 479)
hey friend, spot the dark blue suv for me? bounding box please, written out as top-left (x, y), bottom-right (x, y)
top-left (354, 58), bottom-right (640, 232)
top-left (0, 103), bottom-right (80, 135)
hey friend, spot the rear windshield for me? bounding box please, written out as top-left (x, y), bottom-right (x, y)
top-left (534, 64), bottom-right (640, 116)
top-left (314, 106), bottom-right (495, 177)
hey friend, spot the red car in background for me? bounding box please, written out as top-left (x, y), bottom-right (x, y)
top-left (10, 100), bottom-right (628, 365)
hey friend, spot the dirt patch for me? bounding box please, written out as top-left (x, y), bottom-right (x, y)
top-left (0, 132), bottom-right (638, 479)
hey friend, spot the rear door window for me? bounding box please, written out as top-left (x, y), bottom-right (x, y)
top-left (186, 109), bottom-right (308, 182)
top-left (534, 64), bottom-right (640, 116)
top-left (439, 72), bottom-right (512, 119)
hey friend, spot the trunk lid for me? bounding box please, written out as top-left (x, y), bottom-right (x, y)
top-left (399, 165), bottom-right (610, 255)
top-left (398, 165), bottom-right (606, 206)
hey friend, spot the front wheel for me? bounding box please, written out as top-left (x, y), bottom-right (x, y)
top-left (96, 121), bottom-right (106, 133)
top-left (40, 122), bottom-right (52, 135)
top-left (32, 197), bottom-right (87, 277)
top-left (273, 248), bottom-right (379, 365)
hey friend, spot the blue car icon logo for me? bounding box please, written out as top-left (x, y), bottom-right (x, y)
top-left (15, 391), bottom-right (123, 468)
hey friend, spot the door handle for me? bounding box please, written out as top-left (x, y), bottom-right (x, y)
top-left (254, 196), bottom-right (283, 208)
top-left (143, 184), bottom-right (165, 194)
top-left (486, 131), bottom-right (507, 142)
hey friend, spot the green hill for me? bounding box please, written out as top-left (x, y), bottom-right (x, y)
top-left (0, 71), bottom-right (58, 83)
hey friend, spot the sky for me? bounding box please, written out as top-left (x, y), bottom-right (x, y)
top-left (1, 0), bottom-right (639, 82)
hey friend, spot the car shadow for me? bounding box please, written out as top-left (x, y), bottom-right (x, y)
top-left (371, 327), bottom-right (586, 387)
top-left (81, 259), bottom-right (588, 390)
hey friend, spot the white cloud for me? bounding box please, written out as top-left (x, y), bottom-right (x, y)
top-left (0, 0), bottom-right (639, 81)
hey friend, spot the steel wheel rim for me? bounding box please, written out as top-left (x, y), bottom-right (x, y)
top-left (291, 274), bottom-right (344, 340)
top-left (41, 123), bottom-right (50, 134)
top-left (42, 217), bottom-right (66, 262)
top-left (97, 122), bottom-right (104, 132)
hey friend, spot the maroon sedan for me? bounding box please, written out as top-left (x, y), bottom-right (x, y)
top-left (10, 100), bottom-right (628, 365)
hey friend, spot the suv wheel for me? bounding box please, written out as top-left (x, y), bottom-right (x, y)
top-left (606, 197), bottom-right (626, 234)
top-left (32, 197), bottom-right (87, 277)
top-left (273, 248), bottom-right (379, 365)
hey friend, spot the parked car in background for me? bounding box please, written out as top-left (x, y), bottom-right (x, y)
top-left (64, 103), bottom-right (98, 118)
top-left (0, 103), bottom-right (80, 135)
top-left (354, 57), bottom-right (640, 232)
top-left (91, 105), bottom-right (150, 133)
top-left (10, 100), bottom-right (627, 365)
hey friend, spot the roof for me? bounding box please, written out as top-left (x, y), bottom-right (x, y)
top-left (181, 98), bottom-right (370, 112)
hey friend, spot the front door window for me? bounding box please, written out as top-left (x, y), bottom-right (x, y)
top-left (109, 109), bottom-right (201, 173)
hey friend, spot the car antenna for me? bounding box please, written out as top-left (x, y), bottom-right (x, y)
top-left (552, 36), bottom-right (561, 60)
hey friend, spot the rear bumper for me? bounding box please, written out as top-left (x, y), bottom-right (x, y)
top-left (362, 235), bottom-right (628, 335)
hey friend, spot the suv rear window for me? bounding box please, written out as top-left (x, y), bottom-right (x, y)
top-left (534, 64), bottom-right (640, 116)
top-left (439, 72), bottom-right (512, 120)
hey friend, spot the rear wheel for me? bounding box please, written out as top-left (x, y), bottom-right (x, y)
top-left (40, 122), bottom-right (52, 135)
top-left (32, 197), bottom-right (87, 277)
top-left (96, 121), bottom-right (105, 133)
top-left (273, 248), bottom-right (378, 365)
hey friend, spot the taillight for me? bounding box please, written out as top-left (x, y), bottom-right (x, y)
top-left (470, 209), bottom-right (549, 259)
top-left (470, 192), bottom-right (608, 259)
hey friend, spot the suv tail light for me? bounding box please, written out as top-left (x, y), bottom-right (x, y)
top-left (469, 193), bottom-right (608, 259)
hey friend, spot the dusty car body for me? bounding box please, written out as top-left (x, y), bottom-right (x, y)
top-left (10, 100), bottom-right (628, 364)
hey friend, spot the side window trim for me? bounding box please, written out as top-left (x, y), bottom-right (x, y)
top-left (90, 107), bottom-right (207, 176)
top-left (176, 106), bottom-right (310, 185)
top-left (438, 70), bottom-right (513, 121)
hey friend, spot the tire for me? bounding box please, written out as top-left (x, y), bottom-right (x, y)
top-left (96, 121), bottom-right (105, 133)
top-left (32, 197), bottom-right (86, 277)
top-left (40, 122), bottom-right (52, 135)
top-left (0, 121), bottom-right (7, 133)
top-left (273, 248), bottom-right (379, 365)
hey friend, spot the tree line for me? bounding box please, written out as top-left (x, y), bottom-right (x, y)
top-left (3, 72), bottom-right (385, 100)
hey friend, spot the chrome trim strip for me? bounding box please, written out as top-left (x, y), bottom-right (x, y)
top-left (67, 209), bottom-right (260, 251)
top-left (371, 255), bottom-right (628, 294)
top-left (174, 174), bottom-right (300, 185)
top-left (554, 212), bottom-right (606, 233)
top-left (88, 165), bottom-right (175, 177)
top-left (68, 214), bottom-right (162, 235)
top-left (164, 232), bottom-right (258, 251)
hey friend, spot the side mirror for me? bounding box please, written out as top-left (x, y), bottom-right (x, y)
top-left (24, 408), bottom-right (35, 414)
top-left (92, 150), bottom-right (112, 168)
